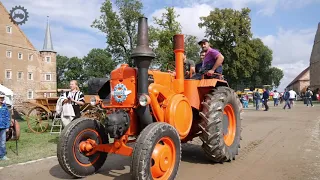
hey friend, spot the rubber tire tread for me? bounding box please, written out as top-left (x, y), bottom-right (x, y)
top-left (199, 86), bottom-right (241, 162)
top-left (57, 118), bottom-right (108, 178)
top-left (131, 122), bottom-right (181, 180)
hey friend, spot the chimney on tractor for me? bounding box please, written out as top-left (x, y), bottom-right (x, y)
top-left (173, 34), bottom-right (185, 93)
top-left (131, 17), bottom-right (155, 128)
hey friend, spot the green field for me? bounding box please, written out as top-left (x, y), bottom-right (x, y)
top-left (1, 120), bottom-right (59, 167)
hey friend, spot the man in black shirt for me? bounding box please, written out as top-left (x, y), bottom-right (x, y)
top-left (183, 52), bottom-right (195, 79)
top-left (195, 51), bottom-right (206, 73)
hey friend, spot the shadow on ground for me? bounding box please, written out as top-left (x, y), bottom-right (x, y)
top-left (49, 154), bottom-right (131, 179)
top-left (49, 138), bottom-right (217, 179)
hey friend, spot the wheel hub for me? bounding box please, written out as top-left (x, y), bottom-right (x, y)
top-left (223, 104), bottom-right (236, 146)
top-left (151, 138), bottom-right (175, 179)
top-left (79, 140), bottom-right (94, 153)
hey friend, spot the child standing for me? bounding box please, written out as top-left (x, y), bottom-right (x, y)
top-left (0, 94), bottom-right (10, 160)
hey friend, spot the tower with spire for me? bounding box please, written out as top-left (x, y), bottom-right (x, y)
top-left (39, 16), bottom-right (57, 97)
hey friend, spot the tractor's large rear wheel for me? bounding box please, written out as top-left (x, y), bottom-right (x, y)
top-left (131, 122), bottom-right (181, 180)
top-left (199, 86), bottom-right (241, 162)
top-left (57, 118), bottom-right (108, 178)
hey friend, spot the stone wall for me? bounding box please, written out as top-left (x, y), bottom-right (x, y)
top-left (310, 23), bottom-right (320, 90)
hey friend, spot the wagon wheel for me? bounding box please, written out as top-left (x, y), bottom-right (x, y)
top-left (27, 106), bottom-right (50, 134)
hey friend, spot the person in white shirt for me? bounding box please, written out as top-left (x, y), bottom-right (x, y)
top-left (273, 90), bottom-right (280, 106)
top-left (289, 89), bottom-right (297, 107)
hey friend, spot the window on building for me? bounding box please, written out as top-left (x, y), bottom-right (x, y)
top-left (18, 52), bottom-right (23, 60)
top-left (5, 70), bottom-right (12, 79)
top-left (27, 91), bottom-right (33, 99)
top-left (6, 26), bottom-right (12, 34)
top-left (28, 54), bottom-right (33, 61)
top-left (17, 71), bottom-right (23, 79)
top-left (45, 74), bottom-right (51, 81)
top-left (46, 56), bottom-right (51, 62)
top-left (6, 51), bottom-right (12, 58)
top-left (28, 72), bottom-right (33, 80)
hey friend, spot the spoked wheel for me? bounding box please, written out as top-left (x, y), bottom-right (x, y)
top-left (199, 86), bottom-right (241, 162)
top-left (131, 122), bottom-right (181, 180)
top-left (26, 107), bottom-right (50, 134)
top-left (57, 118), bottom-right (108, 178)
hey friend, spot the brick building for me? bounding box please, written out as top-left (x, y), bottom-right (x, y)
top-left (286, 67), bottom-right (310, 94)
top-left (310, 23), bottom-right (320, 91)
top-left (0, 2), bottom-right (57, 104)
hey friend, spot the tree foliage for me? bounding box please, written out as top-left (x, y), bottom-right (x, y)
top-left (56, 49), bottom-right (115, 92)
top-left (198, 8), bottom-right (283, 89)
top-left (269, 67), bottom-right (284, 88)
top-left (185, 35), bottom-right (201, 63)
top-left (92, 0), bottom-right (143, 66)
top-left (149, 7), bottom-right (181, 70)
top-left (83, 48), bottom-right (115, 79)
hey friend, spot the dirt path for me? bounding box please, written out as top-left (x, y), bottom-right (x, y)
top-left (1, 103), bottom-right (320, 180)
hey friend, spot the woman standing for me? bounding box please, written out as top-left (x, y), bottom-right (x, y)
top-left (63, 80), bottom-right (85, 119)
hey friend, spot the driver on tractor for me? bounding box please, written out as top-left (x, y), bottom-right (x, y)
top-left (192, 39), bottom-right (224, 80)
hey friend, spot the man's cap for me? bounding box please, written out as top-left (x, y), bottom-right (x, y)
top-left (0, 95), bottom-right (5, 98)
top-left (198, 39), bottom-right (209, 45)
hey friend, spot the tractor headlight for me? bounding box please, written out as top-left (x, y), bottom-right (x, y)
top-left (139, 94), bottom-right (150, 106)
top-left (90, 96), bottom-right (96, 106)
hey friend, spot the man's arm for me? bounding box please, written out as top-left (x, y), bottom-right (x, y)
top-left (211, 54), bottom-right (224, 72)
top-left (189, 60), bottom-right (195, 76)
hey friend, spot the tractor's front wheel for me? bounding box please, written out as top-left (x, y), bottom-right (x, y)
top-left (199, 86), bottom-right (241, 162)
top-left (57, 118), bottom-right (108, 178)
top-left (131, 122), bottom-right (181, 180)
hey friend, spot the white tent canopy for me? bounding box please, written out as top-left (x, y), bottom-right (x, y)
top-left (0, 84), bottom-right (14, 105)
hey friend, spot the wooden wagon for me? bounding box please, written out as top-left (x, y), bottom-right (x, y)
top-left (26, 90), bottom-right (97, 134)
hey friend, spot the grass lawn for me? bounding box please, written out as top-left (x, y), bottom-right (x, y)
top-left (1, 120), bottom-right (60, 167)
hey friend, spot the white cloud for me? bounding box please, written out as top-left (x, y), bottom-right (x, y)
top-left (260, 28), bottom-right (316, 90)
top-left (149, 4), bottom-right (212, 39)
top-left (3, 0), bottom-right (104, 32)
top-left (2, 0), bottom-right (107, 57)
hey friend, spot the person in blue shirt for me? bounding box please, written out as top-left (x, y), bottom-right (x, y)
top-left (283, 88), bottom-right (291, 109)
top-left (262, 88), bottom-right (270, 111)
top-left (0, 94), bottom-right (10, 160)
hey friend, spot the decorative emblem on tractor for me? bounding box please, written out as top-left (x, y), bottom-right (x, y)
top-left (112, 83), bottom-right (132, 103)
top-left (9, 5), bottom-right (29, 25)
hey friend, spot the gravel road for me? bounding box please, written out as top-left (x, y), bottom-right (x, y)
top-left (1, 103), bottom-right (320, 180)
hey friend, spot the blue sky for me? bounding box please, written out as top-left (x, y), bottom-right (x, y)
top-left (2, 0), bottom-right (320, 90)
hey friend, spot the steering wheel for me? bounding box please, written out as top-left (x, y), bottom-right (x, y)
top-left (166, 62), bottom-right (175, 72)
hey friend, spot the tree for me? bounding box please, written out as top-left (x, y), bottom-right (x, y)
top-left (185, 35), bottom-right (201, 63)
top-left (149, 7), bottom-right (182, 70)
top-left (269, 67), bottom-right (284, 88)
top-left (247, 38), bottom-right (273, 87)
top-left (63, 57), bottom-right (85, 88)
top-left (56, 55), bottom-right (70, 89)
top-left (198, 8), bottom-right (254, 88)
top-left (83, 48), bottom-right (115, 79)
top-left (92, 0), bottom-right (143, 67)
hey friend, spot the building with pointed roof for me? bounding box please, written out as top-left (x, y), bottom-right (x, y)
top-left (0, 2), bottom-right (57, 104)
top-left (286, 67), bottom-right (310, 94)
top-left (310, 23), bottom-right (320, 91)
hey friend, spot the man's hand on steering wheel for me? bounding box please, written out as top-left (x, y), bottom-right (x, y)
top-left (206, 69), bottom-right (215, 76)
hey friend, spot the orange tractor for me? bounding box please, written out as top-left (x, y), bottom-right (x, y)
top-left (57, 17), bottom-right (242, 179)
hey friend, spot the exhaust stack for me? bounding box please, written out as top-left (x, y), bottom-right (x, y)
top-left (131, 17), bottom-right (155, 128)
top-left (173, 34), bottom-right (185, 93)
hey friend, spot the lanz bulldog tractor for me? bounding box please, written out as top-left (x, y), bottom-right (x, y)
top-left (57, 17), bottom-right (242, 180)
